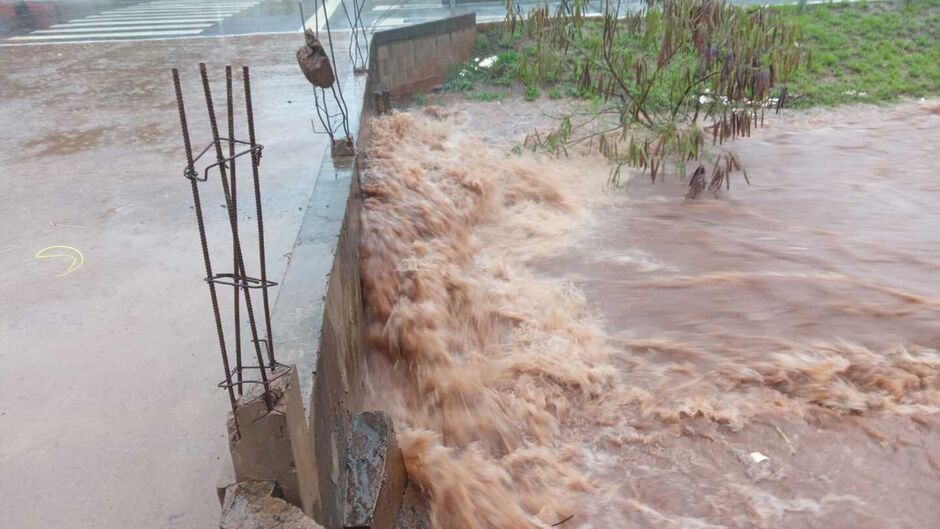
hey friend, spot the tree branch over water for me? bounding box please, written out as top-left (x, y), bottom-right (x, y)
top-left (502, 0), bottom-right (807, 196)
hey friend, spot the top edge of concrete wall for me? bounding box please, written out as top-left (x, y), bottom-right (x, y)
top-left (371, 13), bottom-right (476, 48)
top-left (368, 14), bottom-right (478, 98)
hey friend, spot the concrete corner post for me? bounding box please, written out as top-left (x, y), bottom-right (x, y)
top-left (227, 366), bottom-right (320, 517)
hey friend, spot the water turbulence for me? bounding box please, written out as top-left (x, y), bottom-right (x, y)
top-left (360, 103), bottom-right (940, 528)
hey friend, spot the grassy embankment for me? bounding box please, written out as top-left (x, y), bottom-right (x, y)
top-left (447, 0), bottom-right (940, 107)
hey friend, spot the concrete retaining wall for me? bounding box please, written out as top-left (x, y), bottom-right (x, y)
top-left (300, 18), bottom-right (478, 526)
top-left (270, 102), bottom-right (369, 529)
top-left (309, 154), bottom-right (366, 528)
top-left (235, 15), bottom-right (479, 529)
top-left (370, 13), bottom-right (477, 97)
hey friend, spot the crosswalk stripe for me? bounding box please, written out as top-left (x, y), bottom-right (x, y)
top-left (97, 6), bottom-right (256, 14)
top-left (105, 5), bottom-right (254, 9)
top-left (104, 5), bottom-right (254, 9)
top-left (51, 19), bottom-right (226, 27)
top-left (85, 14), bottom-right (232, 20)
top-left (3, 0), bottom-right (267, 44)
top-left (305, 0), bottom-right (343, 31)
top-left (132, 2), bottom-right (259, 5)
top-left (107, 2), bottom-right (259, 7)
top-left (34, 24), bottom-right (213, 34)
top-left (99, 8), bottom-right (244, 15)
top-left (117, 5), bottom-right (252, 9)
top-left (136, 2), bottom-right (259, 5)
top-left (102, 4), bottom-right (257, 10)
top-left (8, 29), bottom-right (205, 41)
top-left (137, 2), bottom-right (260, 5)
top-left (4, 0), bottom-right (263, 44)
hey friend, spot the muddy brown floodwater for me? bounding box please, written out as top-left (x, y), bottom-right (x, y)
top-left (360, 100), bottom-right (940, 529)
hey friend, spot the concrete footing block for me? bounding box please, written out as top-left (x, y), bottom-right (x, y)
top-left (227, 366), bottom-right (320, 517)
top-left (220, 481), bottom-right (325, 529)
top-left (344, 411), bottom-right (407, 529)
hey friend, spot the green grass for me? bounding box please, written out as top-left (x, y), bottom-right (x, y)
top-left (783, 0), bottom-right (940, 106)
top-left (446, 0), bottom-right (940, 107)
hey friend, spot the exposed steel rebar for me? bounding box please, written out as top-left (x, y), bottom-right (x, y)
top-left (171, 68), bottom-right (240, 430)
top-left (198, 63), bottom-right (272, 411)
top-left (226, 65), bottom-right (244, 396)
top-left (320, 5), bottom-right (351, 139)
top-left (242, 65), bottom-right (276, 369)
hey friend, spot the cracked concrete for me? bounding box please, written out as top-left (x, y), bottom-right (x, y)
top-left (220, 481), bottom-right (324, 529)
top-left (345, 412), bottom-right (407, 529)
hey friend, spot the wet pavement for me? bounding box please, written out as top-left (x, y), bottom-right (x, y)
top-left (0, 30), bottom-right (363, 528)
top-left (0, 0), bottom-right (316, 43)
top-left (0, 0), bottom-right (638, 45)
top-left (0, 0), bottom-right (813, 45)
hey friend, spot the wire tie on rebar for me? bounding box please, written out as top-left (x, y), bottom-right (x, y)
top-left (204, 273), bottom-right (278, 289)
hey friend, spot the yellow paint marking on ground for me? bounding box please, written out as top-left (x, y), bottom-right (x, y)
top-left (35, 245), bottom-right (85, 277)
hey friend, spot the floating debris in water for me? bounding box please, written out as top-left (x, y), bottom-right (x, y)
top-left (478, 55), bottom-right (498, 69)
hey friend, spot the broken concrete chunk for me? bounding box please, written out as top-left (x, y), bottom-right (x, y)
top-left (297, 30), bottom-right (336, 88)
top-left (220, 481), bottom-right (324, 529)
top-left (395, 482), bottom-right (432, 529)
top-left (345, 411), bottom-right (407, 529)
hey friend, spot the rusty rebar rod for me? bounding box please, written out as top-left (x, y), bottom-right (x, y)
top-left (339, 0), bottom-right (368, 72)
top-left (226, 65), bottom-right (244, 396)
top-left (320, 1), bottom-right (351, 139)
top-left (171, 68), bottom-right (240, 430)
top-left (198, 63), bottom-right (272, 410)
top-left (242, 65), bottom-right (276, 369)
